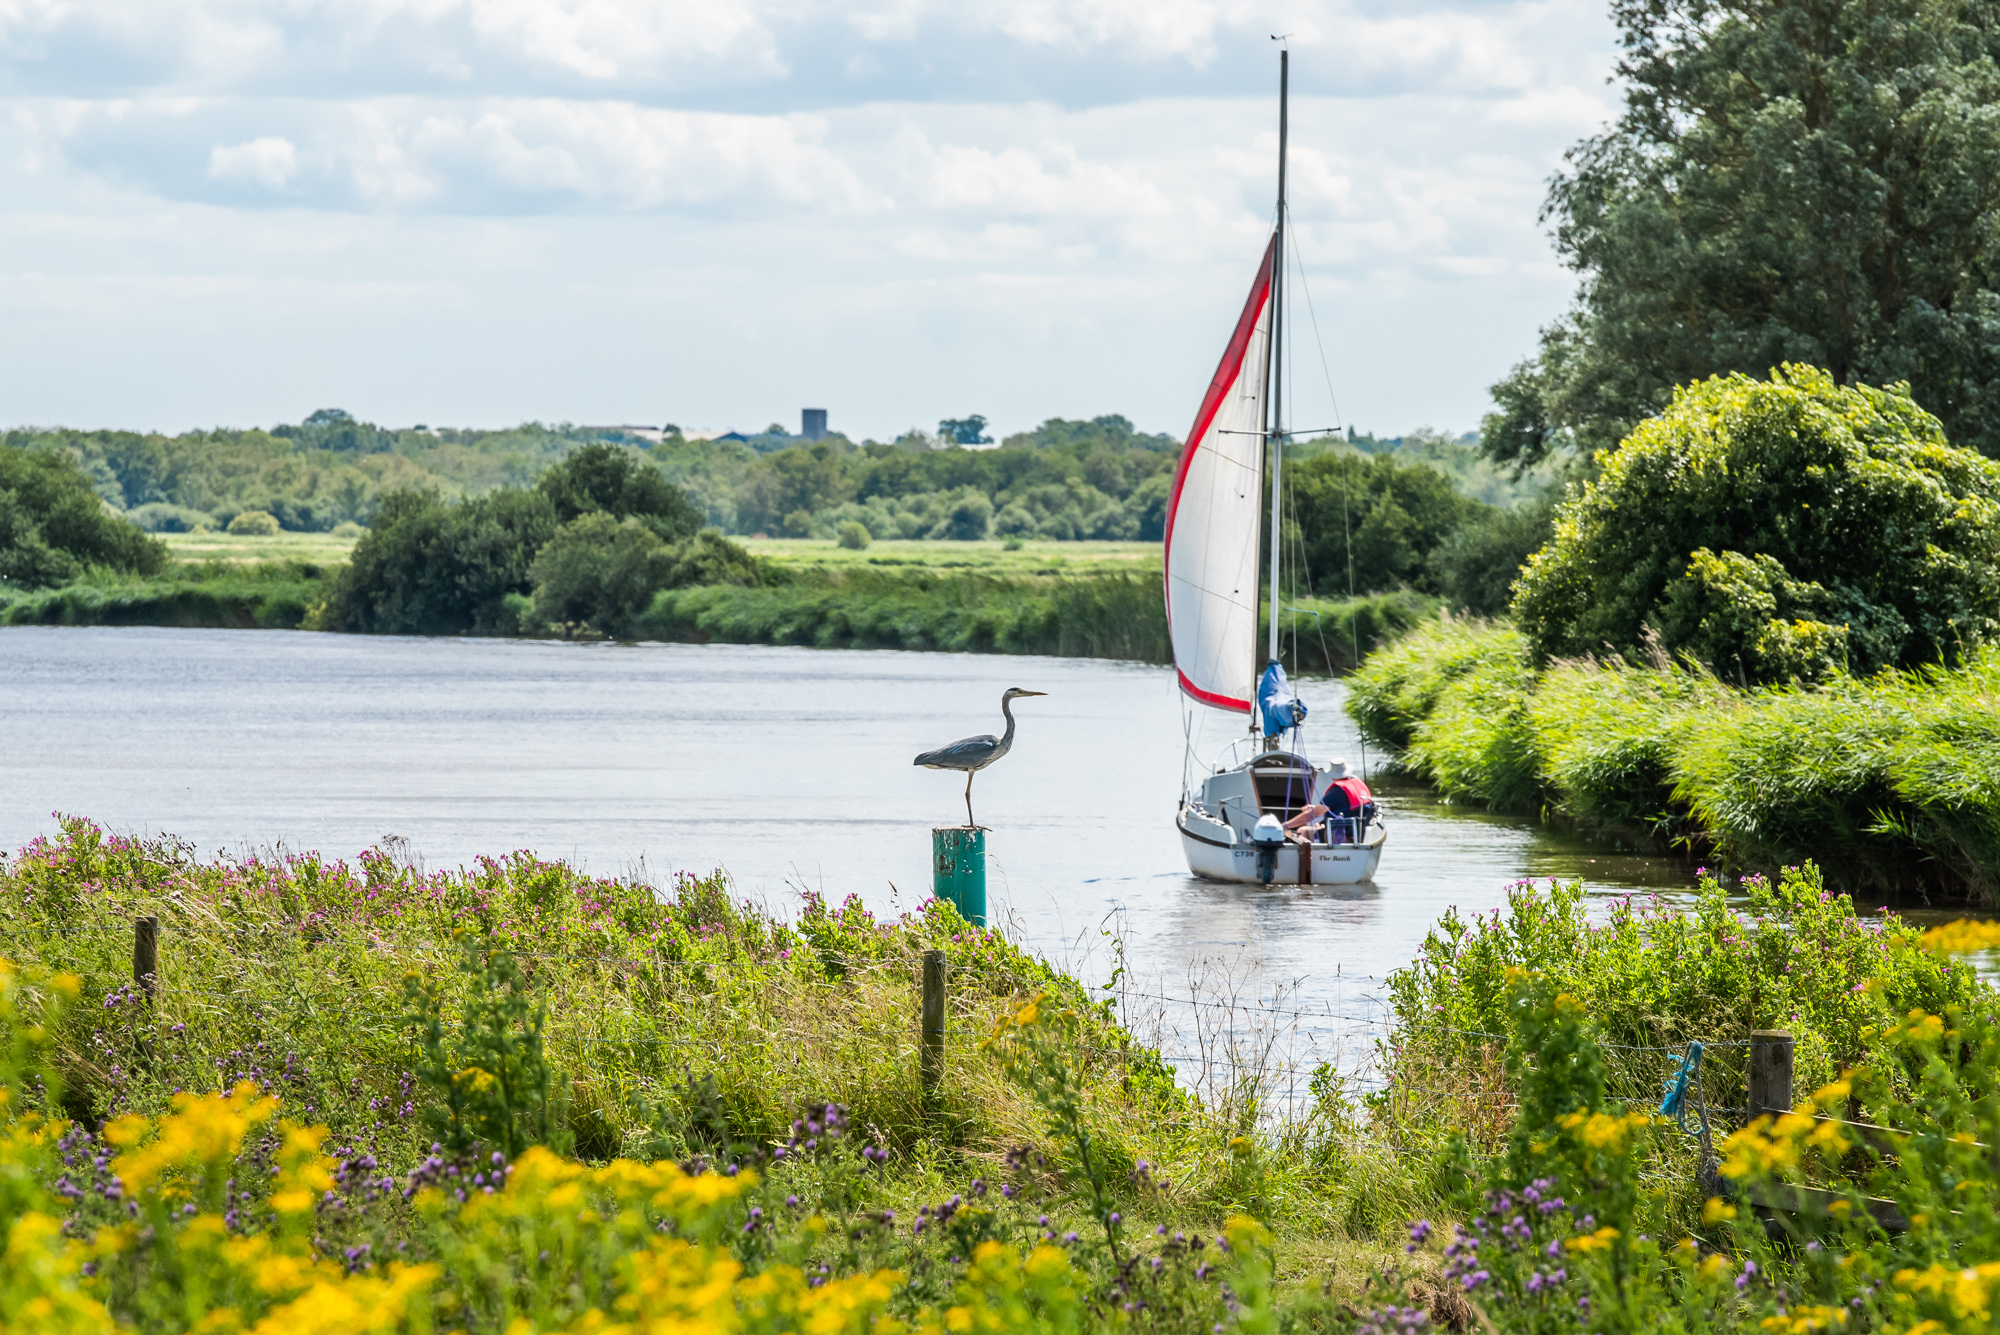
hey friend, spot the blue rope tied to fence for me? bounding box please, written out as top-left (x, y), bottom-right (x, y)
top-left (1658, 1041), bottom-right (1705, 1135)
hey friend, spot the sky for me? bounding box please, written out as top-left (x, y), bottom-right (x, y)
top-left (0, 0), bottom-right (1625, 443)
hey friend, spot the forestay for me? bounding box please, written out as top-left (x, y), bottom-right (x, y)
top-left (1163, 235), bottom-right (1276, 714)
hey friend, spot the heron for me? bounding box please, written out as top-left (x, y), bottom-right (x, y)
top-left (914, 687), bottom-right (1047, 827)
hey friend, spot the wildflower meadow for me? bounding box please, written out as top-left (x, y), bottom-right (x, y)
top-left (3, 818), bottom-right (2000, 1332)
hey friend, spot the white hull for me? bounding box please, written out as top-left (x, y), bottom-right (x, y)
top-left (1177, 811), bottom-right (1384, 885)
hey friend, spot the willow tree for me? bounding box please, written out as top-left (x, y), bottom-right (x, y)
top-left (1487, 0), bottom-right (2000, 466)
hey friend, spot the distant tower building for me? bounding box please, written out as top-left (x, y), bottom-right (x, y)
top-left (802, 408), bottom-right (828, 441)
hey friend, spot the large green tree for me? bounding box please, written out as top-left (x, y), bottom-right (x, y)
top-left (536, 443), bottom-right (702, 538)
top-left (329, 488), bottom-right (559, 635)
top-left (1488, 0), bottom-right (2000, 466)
top-left (1285, 452), bottom-right (1483, 596)
top-left (0, 445), bottom-right (165, 589)
top-left (1511, 365), bottom-right (2000, 682)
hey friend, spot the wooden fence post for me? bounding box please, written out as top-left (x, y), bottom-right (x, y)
top-left (1749, 1030), bottom-right (1794, 1119)
top-left (920, 950), bottom-right (945, 1110)
top-left (133, 916), bottom-right (159, 1066)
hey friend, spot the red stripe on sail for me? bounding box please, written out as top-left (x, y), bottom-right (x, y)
top-left (1163, 233), bottom-right (1276, 714)
top-left (1178, 667), bottom-right (1251, 713)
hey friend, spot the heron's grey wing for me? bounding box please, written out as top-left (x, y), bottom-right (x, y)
top-left (913, 734), bottom-right (1002, 768)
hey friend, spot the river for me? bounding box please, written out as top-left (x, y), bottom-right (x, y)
top-left (0, 627), bottom-right (1707, 1091)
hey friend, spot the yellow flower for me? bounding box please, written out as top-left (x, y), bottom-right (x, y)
top-left (243, 1263), bottom-right (437, 1335)
top-left (1895, 1260), bottom-right (2000, 1323)
top-left (111, 1084), bottom-right (280, 1193)
top-left (1565, 1227), bottom-right (1620, 1254)
top-left (1702, 1197), bottom-right (1738, 1224)
top-left (1223, 1216), bottom-right (1274, 1250)
top-left (1758, 1305), bottom-right (1848, 1333)
top-left (1, 1211), bottom-right (117, 1335)
top-left (1920, 920), bottom-right (2000, 954)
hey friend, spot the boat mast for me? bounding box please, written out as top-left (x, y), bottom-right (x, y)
top-left (1260, 47), bottom-right (1290, 744)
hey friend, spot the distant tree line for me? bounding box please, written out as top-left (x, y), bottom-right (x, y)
top-left (653, 414), bottom-right (1184, 542)
top-left (1, 414), bottom-right (601, 536)
top-left (3, 408), bottom-right (1557, 625)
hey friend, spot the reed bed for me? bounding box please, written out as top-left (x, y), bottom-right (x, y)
top-left (644, 569), bottom-right (1433, 672)
top-left (0, 561), bottom-right (333, 628)
top-left (1347, 617), bottom-right (2000, 899)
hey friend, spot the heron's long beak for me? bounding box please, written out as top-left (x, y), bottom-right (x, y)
top-left (1018, 690), bottom-right (1048, 697)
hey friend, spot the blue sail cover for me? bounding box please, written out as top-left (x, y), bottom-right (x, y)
top-left (1257, 661), bottom-right (1307, 736)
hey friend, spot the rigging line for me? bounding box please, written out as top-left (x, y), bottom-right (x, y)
top-left (1287, 222), bottom-right (1345, 436)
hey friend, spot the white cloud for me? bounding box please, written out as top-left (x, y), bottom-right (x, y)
top-left (0, 0), bottom-right (1624, 435)
top-left (458, 0), bottom-right (786, 82)
top-left (32, 96), bottom-right (882, 213)
top-left (207, 134), bottom-right (298, 189)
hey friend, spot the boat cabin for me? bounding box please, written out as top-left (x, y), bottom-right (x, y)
top-left (1195, 751), bottom-right (1371, 845)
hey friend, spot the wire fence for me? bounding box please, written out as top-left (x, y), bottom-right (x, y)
top-left (3, 915), bottom-right (1773, 1130)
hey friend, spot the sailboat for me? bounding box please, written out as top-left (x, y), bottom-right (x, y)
top-left (1165, 50), bottom-right (1386, 886)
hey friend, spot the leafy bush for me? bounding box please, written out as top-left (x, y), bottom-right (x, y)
top-left (0, 445), bottom-right (166, 590)
top-left (836, 520), bottom-right (871, 550)
top-left (327, 488), bottom-right (559, 635)
top-left (528, 513), bottom-right (674, 636)
top-left (1384, 868), bottom-right (1978, 1116)
top-left (225, 509), bottom-right (281, 536)
top-left (526, 518), bottom-right (762, 638)
top-left (1513, 366), bottom-right (2000, 684)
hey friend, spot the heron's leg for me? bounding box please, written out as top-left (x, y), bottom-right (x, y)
top-left (964, 770), bottom-right (976, 827)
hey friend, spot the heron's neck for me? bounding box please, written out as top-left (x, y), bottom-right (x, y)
top-left (999, 696), bottom-right (1017, 745)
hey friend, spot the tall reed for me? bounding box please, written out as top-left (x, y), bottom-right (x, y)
top-left (1346, 616), bottom-right (2000, 899)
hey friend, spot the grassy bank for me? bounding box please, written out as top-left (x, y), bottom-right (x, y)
top-left (5, 534), bottom-right (1432, 673)
top-left (5, 821), bottom-right (1996, 1333)
top-left (0, 561), bottom-right (335, 629)
top-left (0, 818), bottom-right (1415, 1330)
top-left (1347, 616), bottom-right (2000, 899)
top-left (741, 537), bottom-right (1164, 576)
top-left (643, 570), bottom-right (1435, 673)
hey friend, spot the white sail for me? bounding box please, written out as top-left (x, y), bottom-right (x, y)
top-left (1163, 235), bottom-right (1275, 713)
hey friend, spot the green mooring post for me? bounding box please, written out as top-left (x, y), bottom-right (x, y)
top-left (932, 826), bottom-right (986, 926)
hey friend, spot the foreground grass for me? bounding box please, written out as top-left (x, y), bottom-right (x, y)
top-left (1347, 616), bottom-right (2000, 900)
top-left (4, 821), bottom-right (1998, 1332)
top-left (0, 819), bottom-right (1422, 1321)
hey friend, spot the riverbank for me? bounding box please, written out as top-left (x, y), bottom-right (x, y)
top-left (0, 560), bottom-right (333, 628)
top-left (1346, 616), bottom-right (2000, 901)
top-left (5, 819), bottom-right (1993, 1334)
top-left (2, 536), bottom-right (1435, 673)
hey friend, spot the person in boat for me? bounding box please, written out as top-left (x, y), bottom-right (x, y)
top-left (1282, 772), bottom-right (1375, 845)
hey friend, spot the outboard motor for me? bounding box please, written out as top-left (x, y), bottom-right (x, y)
top-left (1250, 814), bottom-right (1287, 884)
